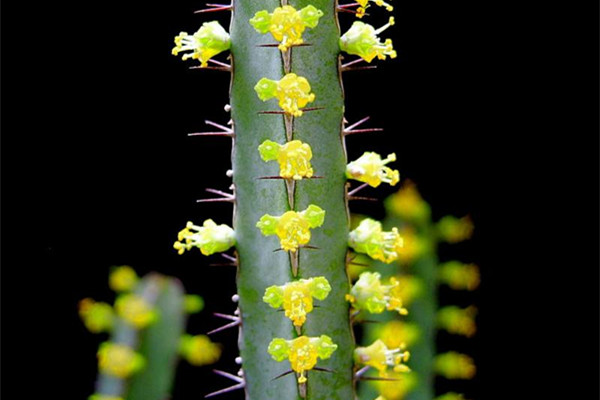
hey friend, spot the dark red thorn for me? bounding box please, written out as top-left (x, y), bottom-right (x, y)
top-left (205, 188), bottom-right (234, 198)
top-left (204, 382), bottom-right (245, 398)
top-left (341, 58), bottom-right (365, 69)
top-left (338, 2), bottom-right (360, 8)
top-left (348, 196), bottom-right (378, 202)
top-left (344, 128), bottom-right (384, 135)
top-left (188, 131), bottom-right (234, 137)
top-left (197, 197), bottom-right (234, 203)
top-left (207, 320), bottom-right (240, 335)
top-left (221, 253), bottom-right (237, 262)
top-left (204, 120), bottom-right (233, 132)
top-left (302, 107), bottom-right (325, 112)
top-left (213, 313), bottom-right (239, 321)
top-left (257, 43), bottom-right (313, 48)
top-left (194, 5), bottom-right (232, 14)
top-left (313, 367), bottom-right (335, 373)
top-left (342, 65), bottom-right (378, 72)
top-left (212, 369), bottom-right (244, 383)
top-left (272, 369), bottom-right (295, 381)
top-left (257, 175), bottom-right (324, 180)
top-left (337, 7), bottom-right (360, 14)
top-left (300, 245), bottom-right (320, 250)
top-left (208, 58), bottom-right (232, 68)
top-left (348, 183), bottom-right (369, 196)
top-left (345, 116), bottom-right (371, 131)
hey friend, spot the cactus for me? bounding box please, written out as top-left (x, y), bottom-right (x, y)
top-left (170, 0), bottom-right (410, 399)
top-left (352, 182), bottom-right (478, 400)
top-left (82, 267), bottom-right (221, 400)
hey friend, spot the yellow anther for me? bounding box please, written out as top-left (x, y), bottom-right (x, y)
top-left (356, 0), bottom-right (394, 18)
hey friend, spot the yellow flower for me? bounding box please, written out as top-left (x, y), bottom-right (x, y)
top-left (435, 393), bottom-right (469, 400)
top-left (438, 261), bottom-right (480, 291)
top-left (354, 339), bottom-right (410, 377)
top-left (258, 139), bottom-right (314, 180)
top-left (372, 372), bottom-right (417, 400)
top-left (172, 21), bottom-right (231, 67)
top-left (108, 265), bottom-right (138, 292)
top-left (375, 320), bottom-right (421, 348)
top-left (88, 395), bottom-right (124, 400)
top-left (436, 215), bottom-right (474, 243)
top-left (97, 342), bottom-right (145, 378)
top-left (434, 352), bottom-right (476, 379)
top-left (180, 334), bottom-right (222, 366)
top-left (355, 0), bottom-right (394, 18)
top-left (257, 204), bottom-right (325, 252)
top-left (174, 219), bottom-right (236, 256)
top-left (250, 5), bottom-right (324, 51)
top-left (183, 294), bottom-right (205, 314)
top-left (268, 335), bottom-right (337, 383)
top-left (348, 218), bottom-right (403, 263)
top-left (385, 181), bottom-right (431, 222)
top-left (114, 294), bottom-right (157, 329)
top-left (254, 73), bottom-right (316, 117)
top-left (396, 227), bottom-right (430, 265)
top-left (79, 298), bottom-right (114, 333)
top-left (437, 306), bottom-right (477, 337)
top-left (340, 18), bottom-right (396, 63)
top-left (346, 152), bottom-right (399, 188)
top-left (263, 277), bottom-right (331, 327)
top-left (346, 272), bottom-right (408, 315)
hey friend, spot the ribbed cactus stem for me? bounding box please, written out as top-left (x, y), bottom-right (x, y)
top-left (230, 0), bottom-right (354, 399)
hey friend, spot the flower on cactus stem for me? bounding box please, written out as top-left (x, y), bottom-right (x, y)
top-left (354, 339), bottom-right (410, 377)
top-left (348, 218), bottom-right (403, 263)
top-left (255, 73), bottom-right (316, 117)
top-left (259, 139), bottom-right (314, 180)
top-left (268, 335), bottom-right (337, 383)
top-left (108, 265), bottom-right (138, 292)
top-left (340, 17), bottom-right (396, 62)
top-left (97, 342), bottom-right (145, 378)
top-left (346, 272), bottom-right (408, 315)
top-left (346, 152), bottom-right (400, 188)
top-left (179, 334), bottom-right (222, 366)
top-left (250, 5), bottom-right (324, 51)
top-left (172, 21), bottom-right (231, 67)
top-left (114, 293), bottom-right (158, 329)
top-left (257, 204), bottom-right (325, 252)
top-left (355, 0), bottom-right (394, 18)
top-left (263, 277), bottom-right (331, 327)
top-left (174, 219), bottom-right (236, 256)
top-left (434, 352), bottom-right (476, 379)
top-left (79, 298), bottom-right (114, 333)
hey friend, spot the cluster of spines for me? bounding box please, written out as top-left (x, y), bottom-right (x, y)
top-left (170, 1), bottom-right (413, 399)
top-left (352, 182), bottom-right (479, 400)
top-left (80, 267), bottom-right (221, 400)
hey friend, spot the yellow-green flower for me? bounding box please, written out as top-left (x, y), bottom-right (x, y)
top-left (436, 215), bottom-right (474, 243)
top-left (263, 277), bottom-right (331, 327)
top-left (348, 218), bottom-right (403, 263)
top-left (174, 219), bottom-right (236, 256)
top-left (258, 139), bottom-right (314, 179)
top-left (372, 372), bottom-right (417, 400)
top-left (346, 152), bottom-right (399, 187)
top-left (114, 294), bottom-right (157, 329)
top-left (354, 339), bottom-right (410, 377)
top-left (79, 298), bottom-right (114, 333)
top-left (257, 204), bottom-right (325, 252)
top-left (172, 21), bottom-right (231, 67)
top-left (97, 342), bottom-right (145, 378)
top-left (390, 275), bottom-right (423, 306)
top-left (184, 294), bottom-right (205, 314)
top-left (340, 18), bottom-right (396, 63)
top-left (179, 334), bottom-right (222, 366)
top-left (250, 5), bottom-right (324, 51)
top-left (396, 227), bottom-right (431, 265)
top-left (438, 261), bottom-right (480, 291)
top-left (268, 335), bottom-right (337, 383)
top-left (346, 272), bottom-right (408, 315)
top-left (109, 265), bottom-right (138, 292)
top-left (434, 352), bottom-right (476, 379)
top-left (437, 306), bottom-right (477, 337)
top-left (88, 395), bottom-right (124, 400)
top-left (435, 393), bottom-right (469, 400)
top-left (255, 73), bottom-right (316, 117)
top-left (355, 0), bottom-right (394, 18)
top-left (385, 181), bottom-right (431, 222)
top-left (374, 320), bottom-right (420, 348)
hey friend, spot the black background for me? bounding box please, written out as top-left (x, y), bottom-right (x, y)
top-left (2, 0), bottom-right (599, 399)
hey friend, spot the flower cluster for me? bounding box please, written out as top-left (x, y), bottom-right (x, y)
top-left (346, 272), bottom-right (408, 315)
top-left (263, 277), bottom-right (331, 326)
top-left (259, 139), bottom-right (314, 180)
top-left (250, 5), bottom-right (324, 51)
top-left (255, 73), bottom-right (316, 116)
top-left (257, 204), bottom-right (325, 252)
top-left (346, 152), bottom-right (400, 188)
top-left (174, 219), bottom-right (236, 256)
top-left (348, 218), bottom-right (403, 263)
top-left (268, 335), bottom-right (337, 383)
